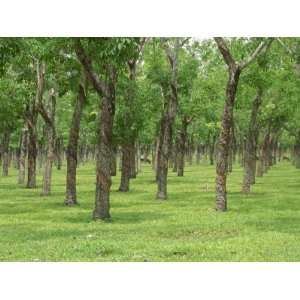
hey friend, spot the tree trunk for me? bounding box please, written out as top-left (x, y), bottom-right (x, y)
top-left (177, 117), bottom-right (188, 177)
top-left (27, 125), bottom-right (37, 188)
top-left (209, 135), bottom-right (216, 166)
top-left (216, 67), bottom-right (240, 211)
top-left (156, 38), bottom-right (180, 200)
top-left (41, 90), bottom-right (56, 196)
top-left (65, 82), bottom-right (86, 205)
top-left (242, 88), bottom-right (262, 193)
top-left (119, 144), bottom-right (131, 191)
top-left (2, 131), bottom-right (11, 176)
top-left (26, 61), bottom-right (45, 188)
top-left (18, 126), bottom-right (28, 184)
top-left (93, 93), bottom-right (115, 220)
top-left (129, 142), bottom-right (136, 179)
top-left (55, 137), bottom-right (63, 170)
top-left (110, 144), bottom-right (117, 176)
top-left (156, 114), bottom-right (174, 199)
top-left (172, 137), bottom-right (178, 172)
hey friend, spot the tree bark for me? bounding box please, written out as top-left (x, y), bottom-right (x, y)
top-left (94, 92), bottom-right (115, 220)
top-left (55, 136), bottom-right (63, 170)
top-left (208, 134), bottom-right (216, 166)
top-left (119, 144), bottom-right (131, 191)
top-left (27, 124), bottom-right (38, 188)
top-left (177, 116), bottom-right (188, 177)
top-left (26, 61), bottom-right (45, 188)
top-left (215, 67), bottom-right (241, 211)
top-left (242, 88), bottom-right (262, 193)
top-left (2, 131), bottom-right (11, 176)
top-left (65, 82), bottom-right (86, 205)
top-left (156, 38), bottom-right (180, 200)
top-left (40, 90), bottom-right (56, 196)
top-left (18, 126), bottom-right (28, 184)
top-left (214, 37), bottom-right (269, 211)
top-left (110, 144), bottom-right (117, 176)
top-left (74, 38), bottom-right (117, 220)
top-left (172, 136), bottom-right (178, 172)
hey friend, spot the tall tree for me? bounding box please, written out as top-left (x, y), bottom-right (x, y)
top-left (118, 38), bottom-right (146, 192)
top-left (214, 37), bottom-right (270, 211)
top-left (64, 75), bottom-right (87, 205)
top-left (75, 38), bottom-right (139, 220)
top-left (25, 60), bottom-right (46, 188)
top-left (156, 38), bottom-right (182, 200)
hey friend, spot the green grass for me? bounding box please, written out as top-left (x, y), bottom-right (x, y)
top-left (0, 160), bottom-right (300, 261)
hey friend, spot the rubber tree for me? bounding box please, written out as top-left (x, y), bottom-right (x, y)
top-left (214, 37), bottom-right (271, 211)
top-left (242, 88), bottom-right (263, 192)
top-left (118, 38), bottom-right (146, 192)
top-left (37, 85), bottom-right (57, 196)
top-left (18, 125), bottom-right (28, 184)
top-left (25, 60), bottom-right (46, 188)
top-left (75, 37), bottom-right (139, 220)
top-left (156, 38), bottom-right (186, 200)
top-left (64, 74), bottom-right (87, 205)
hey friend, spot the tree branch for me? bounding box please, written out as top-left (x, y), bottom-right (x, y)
top-left (277, 38), bottom-right (295, 56)
top-left (214, 37), bottom-right (236, 70)
top-left (239, 38), bottom-right (273, 70)
top-left (74, 38), bottom-right (107, 97)
top-left (35, 60), bottom-right (46, 110)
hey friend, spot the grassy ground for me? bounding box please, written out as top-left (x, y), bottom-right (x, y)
top-left (0, 160), bottom-right (299, 261)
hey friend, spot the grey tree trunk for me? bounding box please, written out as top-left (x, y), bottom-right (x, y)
top-left (119, 144), bottom-right (131, 191)
top-left (75, 38), bottom-right (117, 220)
top-left (94, 93), bottom-right (115, 220)
top-left (65, 81), bottom-right (86, 205)
top-left (2, 131), bottom-right (11, 176)
top-left (242, 88), bottom-right (262, 193)
top-left (156, 38), bottom-right (180, 200)
top-left (18, 126), bottom-right (28, 184)
top-left (177, 117), bottom-right (188, 177)
top-left (26, 61), bottom-right (45, 188)
top-left (214, 37), bottom-right (268, 211)
top-left (215, 68), bottom-right (240, 211)
top-left (40, 89), bottom-right (56, 196)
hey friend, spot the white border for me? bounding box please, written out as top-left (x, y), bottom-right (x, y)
top-left (0, 263), bottom-right (299, 299)
top-left (0, 0), bottom-right (300, 36)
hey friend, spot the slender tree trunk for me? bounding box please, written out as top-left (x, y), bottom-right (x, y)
top-left (93, 93), bottom-right (115, 220)
top-left (18, 126), bottom-right (28, 184)
top-left (2, 131), bottom-right (11, 176)
top-left (209, 135), bottom-right (216, 166)
top-left (156, 38), bottom-right (180, 200)
top-left (216, 67), bottom-right (240, 211)
top-left (129, 142), bottom-right (136, 179)
top-left (110, 144), bottom-right (117, 176)
top-left (119, 144), bottom-right (131, 191)
top-left (242, 88), bottom-right (262, 193)
top-left (55, 137), bottom-right (63, 170)
top-left (26, 61), bottom-right (45, 188)
top-left (262, 130), bottom-right (271, 174)
top-left (177, 117), bottom-right (188, 177)
top-left (40, 90), bottom-right (56, 196)
top-left (27, 124), bottom-right (37, 188)
top-left (136, 141), bottom-right (141, 173)
top-left (172, 137), bottom-right (178, 172)
top-left (42, 128), bottom-right (54, 195)
top-left (65, 82), bottom-right (86, 205)
top-left (156, 114), bottom-right (174, 199)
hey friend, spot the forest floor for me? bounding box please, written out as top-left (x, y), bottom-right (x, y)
top-left (0, 161), bottom-right (299, 261)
